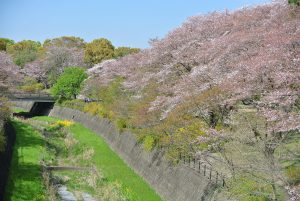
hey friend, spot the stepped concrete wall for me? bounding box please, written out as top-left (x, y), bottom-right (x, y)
top-left (49, 106), bottom-right (216, 201)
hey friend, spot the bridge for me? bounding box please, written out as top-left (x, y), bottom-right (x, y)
top-left (6, 92), bottom-right (55, 102)
top-left (5, 92), bottom-right (56, 116)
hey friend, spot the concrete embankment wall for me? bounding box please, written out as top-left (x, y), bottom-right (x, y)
top-left (49, 106), bottom-right (215, 201)
top-left (11, 101), bottom-right (34, 111)
top-left (0, 122), bottom-right (16, 201)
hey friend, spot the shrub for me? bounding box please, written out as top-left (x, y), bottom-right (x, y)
top-left (295, 97), bottom-right (300, 110)
top-left (21, 84), bottom-right (44, 92)
top-left (0, 129), bottom-right (6, 153)
top-left (83, 102), bottom-right (113, 119)
top-left (289, 0), bottom-right (300, 6)
top-left (60, 99), bottom-right (86, 111)
top-left (115, 118), bottom-right (127, 132)
top-left (20, 77), bottom-right (44, 92)
top-left (45, 124), bottom-right (62, 132)
top-left (0, 97), bottom-right (10, 153)
top-left (228, 175), bottom-right (285, 201)
top-left (143, 135), bottom-right (156, 151)
top-left (0, 97), bottom-right (11, 121)
top-left (83, 102), bottom-right (104, 115)
top-left (56, 120), bottom-right (74, 127)
top-left (47, 120), bottom-right (74, 132)
top-left (286, 165), bottom-right (300, 184)
top-left (97, 77), bottom-right (124, 106)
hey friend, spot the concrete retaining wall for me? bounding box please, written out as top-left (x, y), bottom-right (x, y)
top-left (49, 106), bottom-right (215, 201)
top-left (11, 101), bottom-right (34, 111)
top-left (0, 122), bottom-right (16, 201)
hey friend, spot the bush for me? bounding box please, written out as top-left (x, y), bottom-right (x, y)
top-left (20, 84), bottom-right (44, 92)
top-left (0, 97), bottom-right (11, 121)
top-left (97, 77), bottom-right (124, 106)
top-left (143, 135), bottom-right (156, 151)
top-left (60, 99), bottom-right (86, 111)
top-left (20, 77), bottom-right (44, 92)
top-left (228, 175), bottom-right (285, 201)
top-left (83, 102), bottom-right (103, 115)
top-left (0, 129), bottom-right (6, 153)
top-left (286, 165), bottom-right (300, 184)
top-left (56, 120), bottom-right (74, 127)
top-left (289, 0), bottom-right (300, 6)
top-left (0, 97), bottom-right (10, 153)
top-left (115, 118), bottom-right (127, 132)
top-left (83, 102), bottom-right (113, 119)
top-left (295, 97), bottom-right (300, 110)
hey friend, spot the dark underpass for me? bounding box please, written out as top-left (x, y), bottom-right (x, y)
top-left (30, 102), bottom-right (54, 116)
top-left (14, 102), bottom-right (55, 118)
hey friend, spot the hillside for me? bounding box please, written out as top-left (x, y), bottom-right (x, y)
top-left (83, 1), bottom-right (300, 200)
top-left (1, 0), bottom-right (300, 200)
top-left (86, 1), bottom-right (300, 133)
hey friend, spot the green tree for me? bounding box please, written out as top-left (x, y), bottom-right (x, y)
top-left (43, 36), bottom-right (86, 48)
top-left (51, 67), bottom-right (87, 100)
top-left (114, 47), bottom-right (140, 58)
top-left (84, 38), bottom-right (115, 65)
top-left (289, 0), bottom-right (300, 5)
top-left (7, 40), bottom-right (43, 67)
top-left (0, 38), bottom-right (14, 51)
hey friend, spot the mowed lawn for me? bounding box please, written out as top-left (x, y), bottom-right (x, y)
top-left (5, 120), bottom-right (46, 201)
top-left (34, 116), bottom-right (163, 201)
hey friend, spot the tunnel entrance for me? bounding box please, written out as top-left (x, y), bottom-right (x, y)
top-left (13, 102), bottom-right (55, 118)
top-left (30, 102), bottom-right (54, 116)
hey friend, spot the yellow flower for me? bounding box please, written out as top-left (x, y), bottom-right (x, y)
top-left (56, 120), bottom-right (74, 127)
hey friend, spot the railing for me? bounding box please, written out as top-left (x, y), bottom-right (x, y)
top-left (179, 153), bottom-right (226, 187)
top-left (2, 92), bottom-right (54, 100)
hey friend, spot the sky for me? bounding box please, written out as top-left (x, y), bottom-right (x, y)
top-left (0, 0), bottom-right (271, 48)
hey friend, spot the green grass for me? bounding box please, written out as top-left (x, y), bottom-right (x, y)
top-left (12, 107), bottom-right (27, 113)
top-left (34, 116), bottom-right (163, 201)
top-left (4, 120), bottom-right (46, 201)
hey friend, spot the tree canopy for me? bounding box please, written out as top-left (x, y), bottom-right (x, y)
top-left (51, 66), bottom-right (87, 100)
top-left (288, 0), bottom-right (300, 5)
top-left (114, 47), bottom-right (140, 58)
top-left (7, 40), bottom-right (43, 67)
top-left (84, 38), bottom-right (115, 65)
top-left (43, 36), bottom-right (86, 48)
top-left (0, 38), bottom-right (14, 51)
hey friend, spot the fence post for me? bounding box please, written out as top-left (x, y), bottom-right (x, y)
top-left (193, 158), bottom-right (196, 168)
top-left (222, 178), bottom-right (225, 187)
top-left (209, 168), bottom-right (212, 180)
top-left (204, 165), bottom-right (206, 176)
top-left (216, 172), bottom-right (219, 184)
top-left (198, 161), bottom-right (201, 172)
top-left (183, 155), bottom-right (185, 164)
top-left (188, 155), bottom-right (190, 165)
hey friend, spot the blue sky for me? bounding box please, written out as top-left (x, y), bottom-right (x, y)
top-left (0, 0), bottom-right (270, 48)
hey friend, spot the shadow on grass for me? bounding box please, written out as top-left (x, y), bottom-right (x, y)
top-left (4, 120), bottom-right (45, 201)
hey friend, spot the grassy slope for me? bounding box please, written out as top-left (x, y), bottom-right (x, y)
top-left (5, 120), bottom-right (46, 201)
top-left (34, 116), bottom-right (163, 201)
